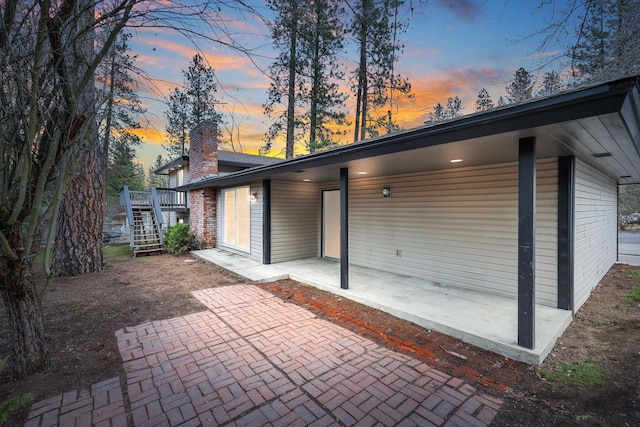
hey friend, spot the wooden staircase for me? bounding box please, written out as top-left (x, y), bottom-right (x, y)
top-left (120, 186), bottom-right (165, 257)
top-left (131, 207), bottom-right (164, 257)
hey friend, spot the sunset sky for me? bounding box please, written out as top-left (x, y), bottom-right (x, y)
top-left (128, 0), bottom-right (576, 170)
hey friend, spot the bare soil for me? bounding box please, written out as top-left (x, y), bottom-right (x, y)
top-left (1, 251), bottom-right (639, 426)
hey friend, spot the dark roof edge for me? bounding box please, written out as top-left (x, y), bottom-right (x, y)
top-left (154, 155), bottom-right (189, 175)
top-left (179, 76), bottom-right (639, 191)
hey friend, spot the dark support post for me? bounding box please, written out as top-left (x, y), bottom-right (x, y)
top-left (557, 156), bottom-right (574, 311)
top-left (340, 168), bottom-right (349, 289)
top-left (263, 180), bottom-right (271, 264)
top-left (518, 137), bottom-right (536, 349)
top-left (616, 185), bottom-right (620, 263)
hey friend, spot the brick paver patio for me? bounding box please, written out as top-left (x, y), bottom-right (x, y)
top-left (26, 285), bottom-right (502, 426)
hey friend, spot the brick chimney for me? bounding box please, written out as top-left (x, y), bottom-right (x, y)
top-left (189, 120), bottom-right (219, 180)
top-left (189, 120), bottom-right (218, 248)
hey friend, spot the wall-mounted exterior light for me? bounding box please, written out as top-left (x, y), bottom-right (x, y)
top-left (251, 192), bottom-right (258, 202)
top-left (382, 186), bottom-right (391, 197)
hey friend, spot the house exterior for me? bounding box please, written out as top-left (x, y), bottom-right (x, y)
top-left (152, 132), bottom-right (282, 228)
top-left (179, 76), bottom-right (640, 357)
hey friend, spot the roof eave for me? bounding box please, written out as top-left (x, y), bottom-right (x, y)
top-left (181, 77), bottom-right (639, 190)
top-left (154, 155), bottom-right (189, 175)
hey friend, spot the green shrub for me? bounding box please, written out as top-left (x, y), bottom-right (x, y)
top-left (0, 357), bottom-right (34, 425)
top-left (164, 223), bottom-right (196, 255)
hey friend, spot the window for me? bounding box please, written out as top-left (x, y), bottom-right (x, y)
top-left (222, 186), bottom-right (250, 251)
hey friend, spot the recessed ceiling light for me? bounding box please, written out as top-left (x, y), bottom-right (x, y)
top-left (357, 171), bottom-right (367, 175)
top-left (303, 179), bottom-right (311, 182)
top-left (450, 159), bottom-right (463, 163)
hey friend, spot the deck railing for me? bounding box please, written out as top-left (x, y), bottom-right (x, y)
top-left (151, 188), bottom-right (164, 246)
top-left (119, 188), bottom-right (188, 211)
top-left (155, 187), bottom-right (188, 210)
top-left (120, 186), bottom-right (136, 249)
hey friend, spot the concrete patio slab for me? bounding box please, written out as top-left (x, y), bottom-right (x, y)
top-left (192, 249), bottom-right (572, 365)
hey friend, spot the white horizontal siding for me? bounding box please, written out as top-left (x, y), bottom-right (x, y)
top-left (348, 159), bottom-right (558, 306)
top-left (183, 167), bottom-right (190, 185)
top-left (574, 160), bottom-right (617, 310)
top-left (271, 181), bottom-right (319, 263)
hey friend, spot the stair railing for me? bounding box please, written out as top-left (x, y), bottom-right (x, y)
top-left (121, 186), bottom-right (135, 250)
top-left (151, 187), bottom-right (165, 246)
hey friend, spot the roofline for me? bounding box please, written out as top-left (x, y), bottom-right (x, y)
top-left (179, 76), bottom-right (639, 191)
top-left (154, 155), bottom-right (189, 175)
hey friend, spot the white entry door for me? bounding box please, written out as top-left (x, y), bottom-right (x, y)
top-left (322, 190), bottom-right (340, 259)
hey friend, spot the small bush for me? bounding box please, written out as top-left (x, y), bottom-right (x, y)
top-left (0, 357), bottom-right (34, 425)
top-left (541, 361), bottom-right (604, 387)
top-left (164, 223), bottom-right (196, 255)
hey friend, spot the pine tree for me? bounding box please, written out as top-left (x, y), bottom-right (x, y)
top-left (506, 67), bottom-right (534, 103)
top-left (569, 0), bottom-right (640, 83)
top-left (97, 32), bottom-right (145, 158)
top-left (351, 0), bottom-right (412, 142)
top-left (263, 0), bottom-right (349, 157)
top-left (538, 70), bottom-right (565, 97)
top-left (262, 0), bottom-right (307, 158)
top-left (96, 31), bottom-right (146, 219)
top-left (474, 88), bottom-right (494, 112)
top-left (164, 54), bottom-right (221, 157)
top-left (303, 0), bottom-right (349, 153)
top-left (148, 155), bottom-right (169, 188)
top-left (165, 88), bottom-right (190, 157)
top-left (106, 134), bottom-right (146, 203)
top-left (428, 96), bottom-right (462, 122)
top-left (445, 96), bottom-right (462, 119)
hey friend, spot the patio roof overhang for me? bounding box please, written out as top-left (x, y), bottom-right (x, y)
top-left (179, 76), bottom-right (640, 191)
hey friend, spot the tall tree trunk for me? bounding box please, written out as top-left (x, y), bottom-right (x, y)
top-left (0, 229), bottom-right (49, 376)
top-left (309, 26), bottom-right (320, 153)
top-left (52, 0), bottom-right (105, 277)
top-left (52, 136), bottom-right (105, 276)
top-left (286, 7), bottom-right (298, 159)
top-left (354, 0), bottom-right (368, 142)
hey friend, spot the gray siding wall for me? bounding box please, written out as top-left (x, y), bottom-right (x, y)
top-left (270, 181), bottom-right (320, 263)
top-left (168, 167), bottom-right (189, 188)
top-left (216, 182), bottom-right (263, 262)
top-left (347, 159), bottom-right (558, 306)
top-left (573, 159), bottom-right (617, 310)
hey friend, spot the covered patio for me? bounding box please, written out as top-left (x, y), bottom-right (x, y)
top-left (192, 248), bottom-right (572, 365)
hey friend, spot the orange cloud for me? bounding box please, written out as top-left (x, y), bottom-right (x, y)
top-left (130, 127), bottom-right (166, 146)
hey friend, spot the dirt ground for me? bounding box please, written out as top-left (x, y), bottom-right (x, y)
top-left (1, 250), bottom-right (639, 426)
